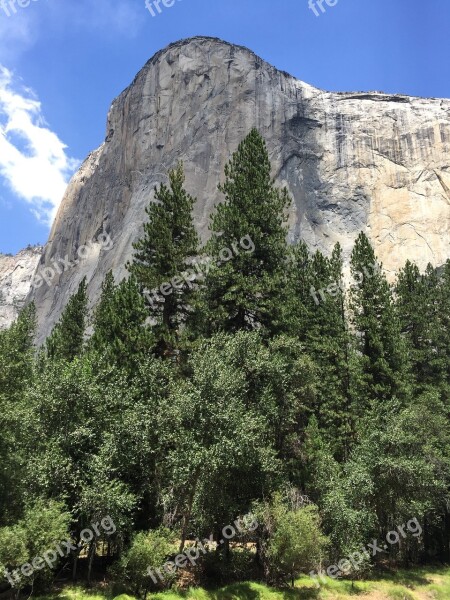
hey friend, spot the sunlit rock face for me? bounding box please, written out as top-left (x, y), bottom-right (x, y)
top-left (0, 247), bottom-right (42, 330)
top-left (23, 37), bottom-right (449, 342)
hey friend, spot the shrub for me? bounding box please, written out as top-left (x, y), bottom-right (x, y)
top-left (0, 499), bottom-right (71, 598)
top-left (255, 493), bottom-right (329, 586)
top-left (113, 527), bottom-right (176, 598)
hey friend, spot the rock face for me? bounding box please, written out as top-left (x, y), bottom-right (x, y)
top-left (24, 36), bottom-right (450, 343)
top-left (0, 247), bottom-right (42, 330)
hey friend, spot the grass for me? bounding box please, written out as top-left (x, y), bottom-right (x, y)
top-left (36, 566), bottom-right (450, 600)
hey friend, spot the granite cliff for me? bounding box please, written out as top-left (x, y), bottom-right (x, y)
top-left (0, 246), bottom-right (42, 330)
top-left (2, 37), bottom-right (449, 341)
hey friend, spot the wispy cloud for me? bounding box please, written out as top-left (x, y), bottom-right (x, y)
top-left (68, 0), bottom-right (143, 38)
top-left (0, 66), bottom-right (79, 224)
top-left (0, 7), bottom-right (37, 60)
top-left (38, 0), bottom-right (143, 42)
top-left (0, 0), bottom-right (142, 62)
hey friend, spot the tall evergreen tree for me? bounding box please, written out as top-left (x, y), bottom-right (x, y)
top-left (202, 128), bottom-right (290, 334)
top-left (0, 303), bottom-right (36, 525)
top-left (45, 278), bottom-right (88, 362)
top-left (0, 302), bottom-right (36, 399)
top-left (89, 272), bottom-right (153, 374)
top-left (91, 271), bottom-right (116, 341)
top-left (437, 260), bottom-right (450, 399)
top-left (128, 162), bottom-right (199, 355)
top-left (349, 233), bottom-right (409, 409)
top-left (308, 245), bottom-right (354, 458)
top-left (395, 261), bottom-right (444, 395)
top-left (285, 243), bottom-right (353, 459)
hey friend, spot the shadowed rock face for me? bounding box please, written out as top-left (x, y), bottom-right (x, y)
top-left (12, 36), bottom-right (450, 342)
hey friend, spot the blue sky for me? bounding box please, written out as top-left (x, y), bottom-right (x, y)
top-left (0, 0), bottom-right (449, 254)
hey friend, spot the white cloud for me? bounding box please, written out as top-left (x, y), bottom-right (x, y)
top-left (0, 0), bottom-right (143, 224)
top-left (0, 66), bottom-right (79, 224)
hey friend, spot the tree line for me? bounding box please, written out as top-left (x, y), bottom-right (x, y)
top-left (0, 129), bottom-right (449, 596)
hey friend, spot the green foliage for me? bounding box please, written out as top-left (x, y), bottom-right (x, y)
top-left (157, 332), bottom-right (281, 544)
top-left (24, 351), bottom-right (136, 565)
top-left (201, 129), bottom-right (290, 334)
top-left (0, 131), bottom-right (449, 594)
top-left (0, 302), bottom-right (36, 398)
top-left (301, 416), bottom-right (340, 504)
top-left (89, 272), bottom-right (153, 374)
top-left (0, 499), bottom-right (71, 594)
top-left (45, 278), bottom-right (88, 362)
top-left (114, 528), bottom-right (176, 597)
top-left (128, 162), bottom-right (199, 354)
top-left (0, 303), bottom-right (36, 524)
top-left (439, 260), bottom-right (450, 393)
top-left (396, 260), bottom-right (448, 398)
top-left (350, 233), bottom-right (409, 409)
top-left (254, 493), bottom-right (328, 586)
top-left (286, 242), bottom-right (354, 459)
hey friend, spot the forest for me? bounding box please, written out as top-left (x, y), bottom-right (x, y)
top-left (0, 129), bottom-right (449, 599)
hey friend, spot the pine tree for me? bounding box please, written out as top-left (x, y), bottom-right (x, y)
top-left (202, 129), bottom-right (290, 334)
top-left (0, 303), bottom-right (36, 524)
top-left (310, 245), bottom-right (354, 458)
top-left (287, 243), bottom-right (354, 459)
top-left (128, 162), bottom-right (199, 355)
top-left (439, 261), bottom-right (450, 395)
top-left (0, 302), bottom-right (36, 399)
top-left (349, 233), bottom-right (409, 408)
top-left (89, 272), bottom-right (153, 373)
top-left (91, 271), bottom-right (116, 343)
top-left (395, 260), bottom-right (444, 394)
top-left (45, 277), bottom-right (88, 361)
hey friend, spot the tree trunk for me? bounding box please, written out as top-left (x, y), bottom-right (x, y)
top-left (179, 470), bottom-right (200, 553)
top-left (223, 536), bottom-right (231, 562)
top-left (445, 509), bottom-right (450, 562)
top-left (87, 538), bottom-right (96, 587)
top-left (71, 530), bottom-right (82, 581)
top-left (72, 553), bottom-right (78, 582)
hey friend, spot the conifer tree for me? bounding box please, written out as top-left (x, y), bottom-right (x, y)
top-left (89, 272), bottom-right (153, 373)
top-left (91, 271), bottom-right (116, 342)
top-left (438, 260), bottom-right (450, 397)
top-left (45, 277), bottom-right (88, 361)
top-left (0, 303), bottom-right (36, 524)
top-left (284, 241), bottom-right (312, 337)
top-left (0, 302), bottom-right (36, 399)
top-left (309, 245), bottom-right (354, 458)
top-left (395, 261), bottom-right (444, 394)
top-left (287, 243), bottom-right (353, 459)
top-left (128, 162), bottom-right (199, 355)
top-left (202, 129), bottom-right (290, 333)
top-left (349, 233), bottom-right (409, 408)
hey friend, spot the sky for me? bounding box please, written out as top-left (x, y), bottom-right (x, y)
top-left (0, 0), bottom-right (449, 254)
